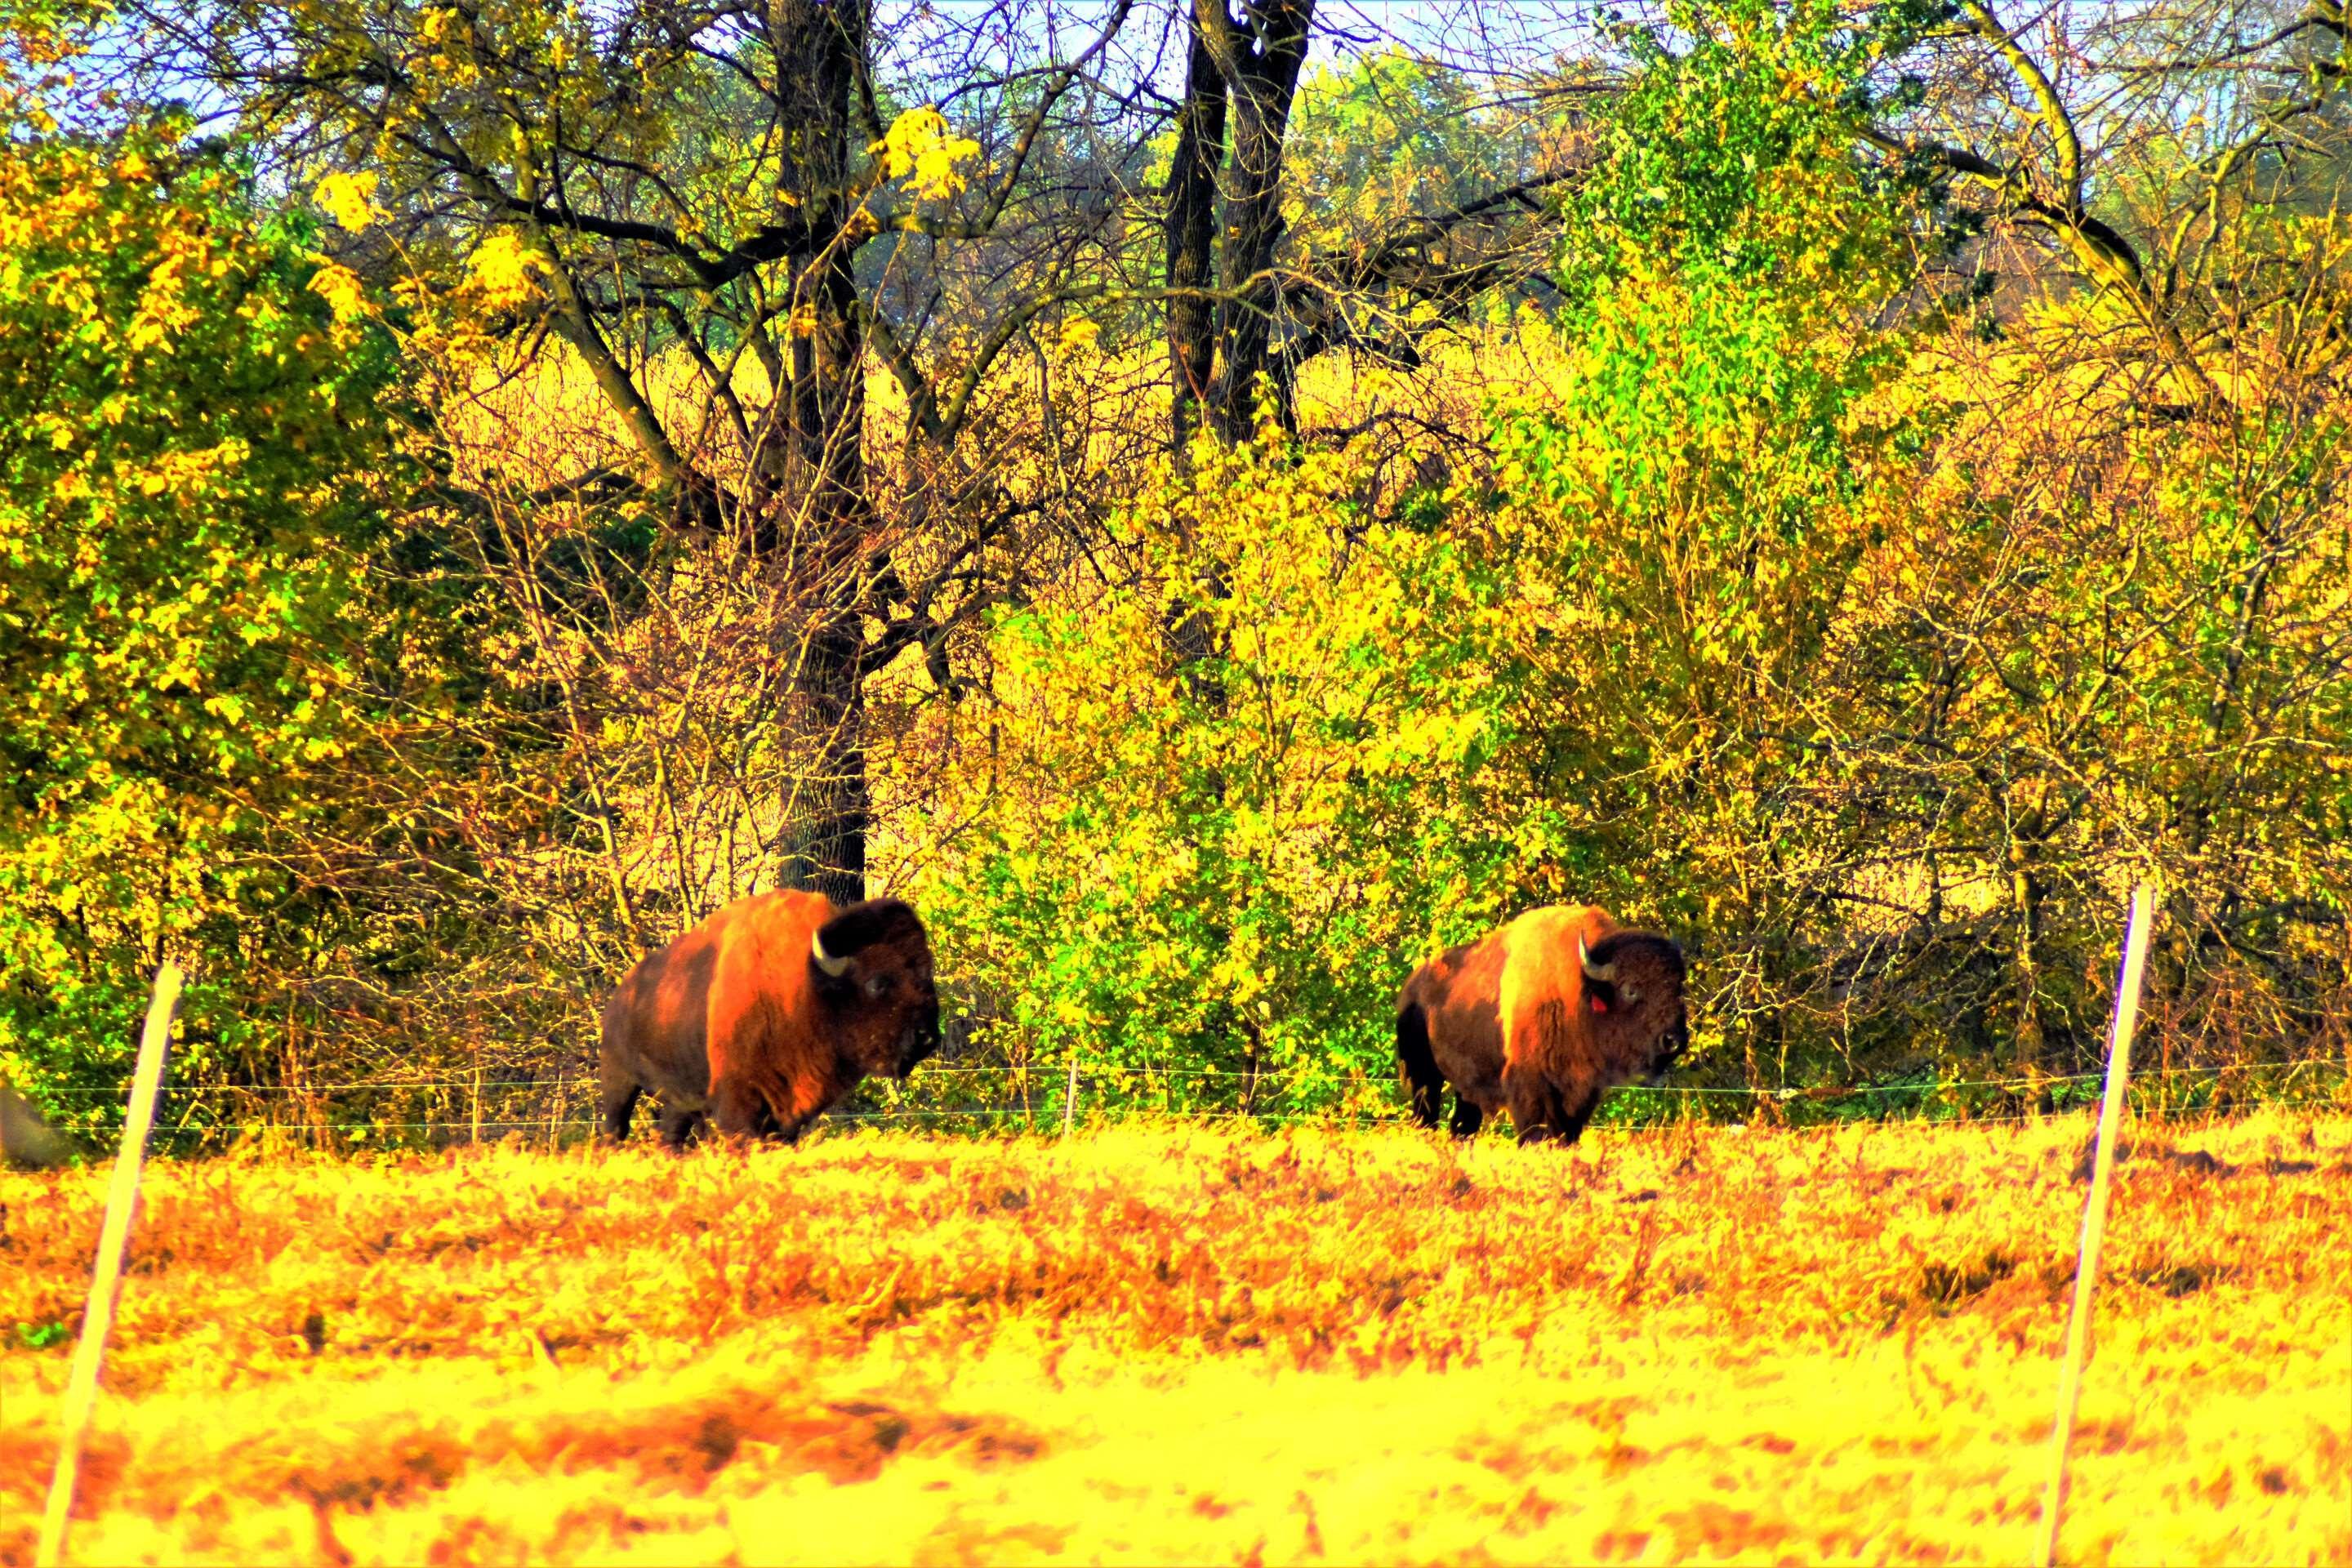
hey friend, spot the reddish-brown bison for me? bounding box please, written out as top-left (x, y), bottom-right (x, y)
top-left (598, 890), bottom-right (941, 1147)
top-left (1396, 904), bottom-right (1690, 1145)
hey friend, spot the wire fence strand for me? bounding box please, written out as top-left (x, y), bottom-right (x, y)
top-left (27, 1062), bottom-right (2320, 1096)
top-left (45, 1089), bottom-right (2345, 1143)
top-left (20, 1061), bottom-right (2341, 1153)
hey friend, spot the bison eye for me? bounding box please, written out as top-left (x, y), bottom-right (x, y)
top-left (864, 973), bottom-right (890, 998)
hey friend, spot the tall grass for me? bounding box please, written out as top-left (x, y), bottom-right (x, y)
top-left (5, 1114), bottom-right (2345, 1564)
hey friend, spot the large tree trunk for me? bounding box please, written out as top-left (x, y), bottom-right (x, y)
top-left (769, 245), bottom-right (876, 906)
top-left (766, 0), bottom-right (876, 904)
top-left (1167, 15), bottom-right (1228, 454)
top-left (774, 614), bottom-right (870, 902)
top-left (1198, 0), bottom-right (1313, 443)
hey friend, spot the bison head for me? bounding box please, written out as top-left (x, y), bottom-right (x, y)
top-left (1579, 929), bottom-right (1690, 1088)
top-left (808, 897), bottom-right (942, 1079)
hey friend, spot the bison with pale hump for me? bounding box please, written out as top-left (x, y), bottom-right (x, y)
top-left (1396, 904), bottom-right (1690, 1146)
top-left (598, 890), bottom-right (941, 1148)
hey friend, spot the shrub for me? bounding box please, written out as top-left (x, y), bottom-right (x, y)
top-left (0, 103), bottom-right (403, 1136)
top-left (911, 439), bottom-right (1539, 1115)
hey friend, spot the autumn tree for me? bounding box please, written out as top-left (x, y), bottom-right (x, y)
top-left (0, 79), bottom-right (408, 1133)
top-left (1845, 0), bottom-right (2352, 1075)
top-left (115, 0), bottom-right (1165, 902)
top-left (1166, 4), bottom-right (1590, 447)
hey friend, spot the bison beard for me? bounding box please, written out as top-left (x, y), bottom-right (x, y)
top-left (598, 891), bottom-right (942, 1148)
top-left (1396, 904), bottom-right (1690, 1147)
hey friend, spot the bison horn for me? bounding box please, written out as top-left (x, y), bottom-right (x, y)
top-left (811, 929), bottom-right (852, 978)
top-left (1579, 933), bottom-right (1615, 985)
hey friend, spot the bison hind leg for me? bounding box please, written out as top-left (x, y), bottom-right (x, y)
top-left (1396, 1003), bottom-right (1446, 1129)
top-left (599, 1075), bottom-right (644, 1144)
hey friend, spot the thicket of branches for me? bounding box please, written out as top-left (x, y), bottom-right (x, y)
top-left (2, 0), bottom-right (2345, 1145)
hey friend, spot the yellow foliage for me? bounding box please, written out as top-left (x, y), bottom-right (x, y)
top-left (312, 170), bottom-right (381, 234)
top-left (466, 230), bottom-right (545, 309)
top-left (875, 107), bottom-right (982, 202)
top-left (306, 261), bottom-right (368, 323)
top-left (2, 1113), bottom-right (2345, 1564)
top-left (123, 237), bottom-right (205, 351)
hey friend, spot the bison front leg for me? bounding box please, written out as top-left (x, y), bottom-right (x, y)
top-left (1509, 1092), bottom-right (1560, 1145)
top-left (1517, 1085), bottom-right (1605, 1147)
top-left (1448, 1098), bottom-right (1485, 1138)
top-left (657, 1107), bottom-right (707, 1151)
top-left (710, 1078), bottom-right (774, 1142)
top-left (770, 1109), bottom-right (822, 1146)
top-left (1506, 1074), bottom-right (1592, 1147)
top-left (1502, 1068), bottom-right (1551, 1145)
top-left (711, 1080), bottom-right (812, 1146)
top-left (1553, 1089), bottom-right (1602, 1147)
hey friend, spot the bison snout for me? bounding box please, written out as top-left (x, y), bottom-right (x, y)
top-left (1644, 1018), bottom-right (1691, 1088)
top-left (1637, 1020), bottom-right (1693, 1090)
top-left (895, 1010), bottom-right (942, 1078)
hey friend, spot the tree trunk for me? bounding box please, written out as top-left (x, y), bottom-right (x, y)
top-left (766, 0), bottom-right (876, 905)
top-left (774, 613), bottom-right (870, 903)
top-left (2011, 860), bottom-right (2049, 1100)
top-left (771, 244), bottom-right (876, 906)
top-left (1167, 14), bottom-right (1228, 454)
top-left (1200, 0), bottom-right (1314, 443)
top-left (1168, 0), bottom-right (1315, 447)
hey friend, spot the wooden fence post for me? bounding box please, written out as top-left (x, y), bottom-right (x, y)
top-left (37, 961), bottom-right (184, 1568)
top-left (1062, 1054), bottom-right (1080, 1138)
top-left (2034, 881), bottom-right (2157, 1568)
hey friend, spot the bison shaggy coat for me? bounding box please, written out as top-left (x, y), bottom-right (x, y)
top-left (598, 890), bottom-right (941, 1147)
top-left (1396, 904), bottom-right (1690, 1145)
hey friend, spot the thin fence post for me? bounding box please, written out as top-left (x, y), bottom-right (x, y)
top-left (38, 960), bottom-right (183, 1568)
top-left (546, 1071), bottom-right (564, 1152)
top-left (2034, 880), bottom-right (2158, 1568)
top-left (470, 1064), bottom-right (483, 1147)
top-left (1062, 1053), bottom-right (1080, 1138)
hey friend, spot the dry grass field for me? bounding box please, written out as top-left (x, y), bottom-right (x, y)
top-left (4, 1111), bottom-right (2348, 1566)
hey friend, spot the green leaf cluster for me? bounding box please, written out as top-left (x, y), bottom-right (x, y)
top-left (911, 439), bottom-right (1544, 1114)
top-left (0, 101), bottom-right (403, 1133)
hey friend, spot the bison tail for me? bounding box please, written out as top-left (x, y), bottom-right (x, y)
top-left (1396, 1003), bottom-right (1445, 1129)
